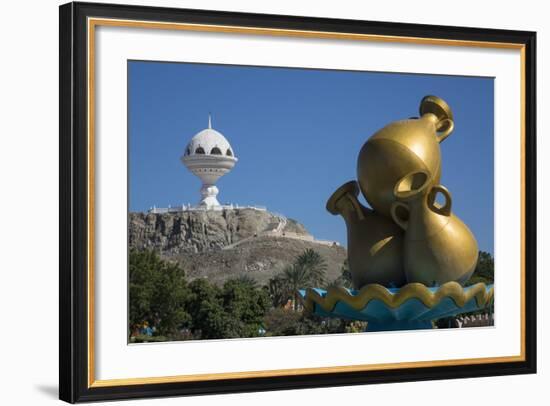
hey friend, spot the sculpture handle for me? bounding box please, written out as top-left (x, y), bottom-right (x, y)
top-left (390, 202), bottom-right (409, 230)
top-left (436, 118), bottom-right (454, 143)
top-left (420, 95), bottom-right (454, 143)
top-left (393, 170), bottom-right (431, 201)
top-left (326, 181), bottom-right (365, 220)
top-left (428, 185), bottom-right (452, 216)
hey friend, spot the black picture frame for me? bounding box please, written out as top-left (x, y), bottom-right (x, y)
top-left (59, 1), bottom-right (537, 403)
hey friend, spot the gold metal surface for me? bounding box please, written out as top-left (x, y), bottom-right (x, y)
top-left (303, 281), bottom-right (493, 313)
top-left (86, 17), bottom-right (527, 388)
top-left (357, 95), bottom-right (454, 217)
top-left (327, 181), bottom-right (405, 288)
top-left (334, 96), bottom-right (476, 290)
top-left (390, 173), bottom-right (479, 285)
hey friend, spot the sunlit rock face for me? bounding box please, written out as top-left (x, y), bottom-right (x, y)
top-left (129, 209), bottom-right (345, 286)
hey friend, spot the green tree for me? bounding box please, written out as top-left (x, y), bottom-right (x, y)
top-left (282, 249), bottom-right (328, 309)
top-left (185, 278), bottom-right (226, 339)
top-left (222, 278), bottom-right (271, 337)
top-left (263, 307), bottom-right (302, 336)
top-left (234, 274), bottom-right (259, 289)
top-left (295, 249), bottom-right (327, 286)
top-left (185, 278), bottom-right (270, 339)
top-left (129, 250), bottom-right (190, 337)
top-left (281, 264), bottom-right (310, 310)
top-left (296, 313), bottom-right (348, 335)
top-left (267, 249), bottom-right (328, 311)
top-left (263, 308), bottom-right (351, 337)
top-left (266, 274), bottom-right (291, 308)
top-left (466, 251), bottom-right (494, 286)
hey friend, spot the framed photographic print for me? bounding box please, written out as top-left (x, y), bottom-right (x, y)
top-left (59, 1), bottom-right (537, 403)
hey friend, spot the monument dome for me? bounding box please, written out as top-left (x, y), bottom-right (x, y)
top-left (183, 115), bottom-right (235, 158)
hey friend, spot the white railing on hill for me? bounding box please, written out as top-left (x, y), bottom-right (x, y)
top-left (148, 204), bottom-right (267, 214)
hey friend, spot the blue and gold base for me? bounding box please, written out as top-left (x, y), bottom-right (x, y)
top-left (299, 282), bottom-right (494, 332)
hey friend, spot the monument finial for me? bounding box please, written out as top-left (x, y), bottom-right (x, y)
top-left (208, 113), bottom-right (212, 129)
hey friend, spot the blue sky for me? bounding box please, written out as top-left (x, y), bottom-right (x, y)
top-left (128, 61), bottom-right (494, 254)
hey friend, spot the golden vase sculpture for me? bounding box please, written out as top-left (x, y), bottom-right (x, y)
top-left (390, 170), bottom-right (479, 286)
top-left (357, 95), bottom-right (454, 217)
top-left (328, 95), bottom-right (479, 290)
top-left (327, 181), bottom-right (405, 289)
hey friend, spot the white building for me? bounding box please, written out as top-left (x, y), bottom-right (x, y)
top-left (148, 115), bottom-right (266, 213)
top-left (180, 115), bottom-right (238, 210)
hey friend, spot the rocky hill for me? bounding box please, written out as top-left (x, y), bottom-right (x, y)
top-left (129, 208), bottom-right (346, 286)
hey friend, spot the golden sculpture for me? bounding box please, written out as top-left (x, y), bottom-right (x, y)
top-left (327, 181), bottom-right (405, 289)
top-left (391, 171), bottom-right (478, 285)
top-left (357, 95), bottom-right (454, 217)
top-left (328, 95), bottom-right (479, 289)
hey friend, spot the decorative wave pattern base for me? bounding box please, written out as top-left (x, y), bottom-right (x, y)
top-left (299, 282), bottom-right (494, 332)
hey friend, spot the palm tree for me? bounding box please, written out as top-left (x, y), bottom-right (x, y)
top-left (234, 274), bottom-right (259, 289)
top-left (277, 249), bottom-right (328, 310)
top-left (267, 274), bottom-right (290, 308)
top-left (295, 249), bottom-right (327, 286)
top-left (282, 264), bottom-right (310, 311)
